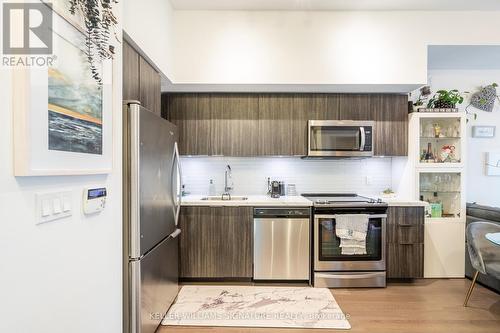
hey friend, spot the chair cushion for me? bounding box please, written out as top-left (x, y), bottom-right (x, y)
top-left (485, 261), bottom-right (500, 278)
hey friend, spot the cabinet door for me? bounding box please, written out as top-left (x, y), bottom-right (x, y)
top-left (167, 94), bottom-right (210, 155)
top-left (339, 94), bottom-right (371, 120)
top-left (211, 94), bottom-right (259, 156)
top-left (386, 206), bottom-right (425, 278)
top-left (219, 207), bottom-right (253, 278)
top-left (122, 41), bottom-right (139, 101)
top-left (258, 94), bottom-right (293, 155)
top-left (290, 94), bottom-right (309, 156)
top-left (372, 95), bottom-right (408, 156)
top-left (179, 206), bottom-right (253, 279)
top-left (179, 206), bottom-right (211, 278)
top-left (161, 93), bottom-right (169, 120)
top-left (139, 56), bottom-right (161, 116)
top-left (387, 243), bottom-right (424, 278)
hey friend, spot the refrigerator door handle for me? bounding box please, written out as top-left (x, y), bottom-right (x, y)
top-left (130, 260), bottom-right (141, 333)
top-left (170, 228), bottom-right (181, 238)
top-left (171, 141), bottom-right (182, 226)
top-left (129, 103), bottom-right (141, 259)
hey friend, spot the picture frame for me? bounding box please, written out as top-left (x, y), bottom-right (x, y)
top-left (12, 3), bottom-right (113, 176)
top-left (472, 126), bottom-right (496, 138)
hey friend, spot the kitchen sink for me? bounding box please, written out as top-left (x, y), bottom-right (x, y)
top-left (200, 195), bottom-right (249, 201)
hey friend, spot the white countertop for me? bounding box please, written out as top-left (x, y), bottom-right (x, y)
top-left (364, 194), bottom-right (429, 207)
top-left (383, 198), bottom-right (429, 207)
top-left (181, 194), bottom-right (427, 207)
top-left (181, 195), bottom-right (313, 207)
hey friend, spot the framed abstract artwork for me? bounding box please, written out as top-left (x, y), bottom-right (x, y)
top-left (13, 3), bottom-right (113, 176)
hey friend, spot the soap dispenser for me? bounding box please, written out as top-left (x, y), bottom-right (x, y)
top-left (208, 179), bottom-right (216, 196)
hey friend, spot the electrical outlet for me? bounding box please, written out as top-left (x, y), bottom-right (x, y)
top-left (365, 176), bottom-right (373, 185)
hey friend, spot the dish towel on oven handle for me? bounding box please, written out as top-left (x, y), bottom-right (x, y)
top-left (334, 214), bottom-right (370, 255)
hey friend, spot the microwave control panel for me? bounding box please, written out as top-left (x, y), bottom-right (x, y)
top-left (363, 126), bottom-right (373, 151)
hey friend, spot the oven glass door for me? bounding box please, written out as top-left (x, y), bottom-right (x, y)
top-left (317, 216), bottom-right (382, 261)
top-left (310, 126), bottom-right (361, 152)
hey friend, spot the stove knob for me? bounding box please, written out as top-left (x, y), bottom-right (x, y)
top-left (377, 198), bottom-right (383, 203)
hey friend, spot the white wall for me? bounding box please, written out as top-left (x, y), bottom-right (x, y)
top-left (181, 157), bottom-right (392, 196)
top-left (0, 3), bottom-right (123, 333)
top-left (170, 10), bottom-right (500, 88)
top-left (123, 0), bottom-right (174, 78)
top-left (427, 69), bottom-right (500, 207)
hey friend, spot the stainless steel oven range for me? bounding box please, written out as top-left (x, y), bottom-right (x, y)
top-left (302, 193), bottom-right (388, 288)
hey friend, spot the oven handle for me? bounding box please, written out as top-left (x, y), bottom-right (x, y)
top-left (315, 214), bottom-right (387, 219)
top-left (315, 272), bottom-right (384, 279)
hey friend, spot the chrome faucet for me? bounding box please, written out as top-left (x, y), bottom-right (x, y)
top-left (223, 165), bottom-right (233, 199)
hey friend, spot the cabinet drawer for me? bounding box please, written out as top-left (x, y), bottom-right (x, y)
top-left (397, 207), bottom-right (424, 226)
top-left (386, 243), bottom-right (424, 278)
top-left (397, 225), bottom-right (424, 244)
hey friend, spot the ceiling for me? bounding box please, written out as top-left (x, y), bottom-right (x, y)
top-left (169, 0), bottom-right (500, 11)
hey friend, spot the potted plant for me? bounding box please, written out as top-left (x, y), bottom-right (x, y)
top-left (427, 89), bottom-right (464, 109)
top-left (412, 86), bottom-right (431, 111)
top-left (68, 0), bottom-right (119, 84)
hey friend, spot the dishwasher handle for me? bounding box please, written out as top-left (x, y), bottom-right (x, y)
top-left (254, 207), bottom-right (311, 218)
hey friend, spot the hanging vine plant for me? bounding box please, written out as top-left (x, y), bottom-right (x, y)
top-left (68, 0), bottom-right (119, 85)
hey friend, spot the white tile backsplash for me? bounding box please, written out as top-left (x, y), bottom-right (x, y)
top-left (180, 157), bottom-right (393, 196)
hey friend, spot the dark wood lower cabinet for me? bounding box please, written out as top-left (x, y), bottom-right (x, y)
top-left (386, 206), bottom-right (425, 279)
top-left (179, 206), bottom-right (253, 279)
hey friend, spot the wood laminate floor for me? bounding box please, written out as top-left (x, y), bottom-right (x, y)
top-left (157, 279), bottom-right (500, 333)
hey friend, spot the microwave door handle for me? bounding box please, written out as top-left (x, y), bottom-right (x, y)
top-left (360, 127), bottom-right (366, 151)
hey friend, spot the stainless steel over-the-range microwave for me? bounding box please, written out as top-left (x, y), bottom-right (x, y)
top-left (307, 120), bottom-right (374, 157)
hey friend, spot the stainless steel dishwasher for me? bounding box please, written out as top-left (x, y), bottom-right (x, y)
top-left (253, 208), bottom-right (310, 280)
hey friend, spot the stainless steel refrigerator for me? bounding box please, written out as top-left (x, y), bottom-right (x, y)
top-left (123, 101), bottom-right (182, 333)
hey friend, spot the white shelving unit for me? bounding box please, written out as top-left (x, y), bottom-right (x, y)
top-left (408, 112), bottom-right (466, 278)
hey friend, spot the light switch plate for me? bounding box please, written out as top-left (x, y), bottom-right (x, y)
top-left (36, 191), bottom-right (72, 224)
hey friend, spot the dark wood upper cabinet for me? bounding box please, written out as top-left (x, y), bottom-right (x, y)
top-left (211, 94), bottom-right (259, 156)
top-left (290, 94), bottom-right (309, 156)
top-left (139, 56), bottom-right (161, 116)
top-left (258, 94), bottom-right (294, 156)
top-left (166, 94), bottom-right (210, 155)
top-left (386, 206), bottom-right (425, 279)
top-left (123, 41), bottom-right (161, 116)
top-left (122, 41), bottom-right (140, 101)
top-left (164, 93), bottom-right (409, 157)
top-left (339, 94), bottom-right (371, 120)
top-left (372, 94), bottom-right (408, 156)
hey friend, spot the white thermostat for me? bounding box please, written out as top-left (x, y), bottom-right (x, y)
top-left (83, 187), bottom-right (107, 214)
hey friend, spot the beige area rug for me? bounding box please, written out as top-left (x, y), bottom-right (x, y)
top-left (162, 285), bottom-right (351, 329)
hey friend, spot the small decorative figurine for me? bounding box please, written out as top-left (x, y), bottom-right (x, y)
top-left (433, 123), bottom-right (442, 138)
